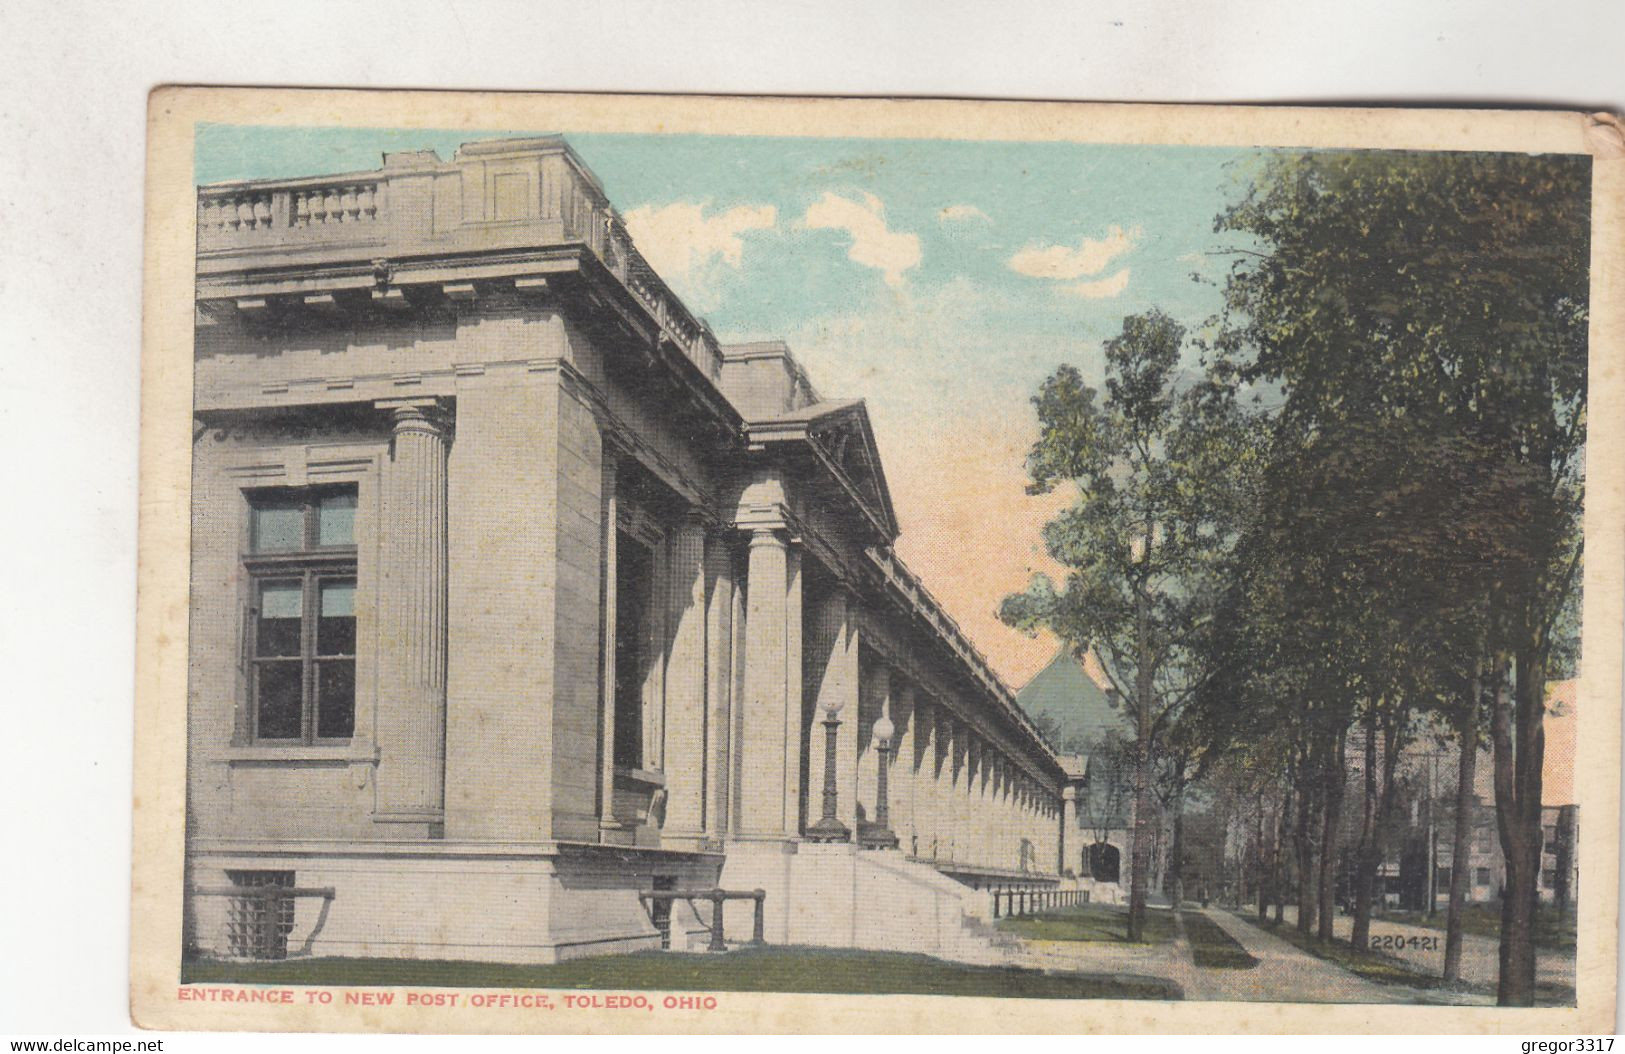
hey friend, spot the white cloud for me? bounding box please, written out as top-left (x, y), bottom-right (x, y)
top-left (801, 191), bottom-right (921, 287)
top-left (1062, 268), bottom-right (1132, 299)
top-left (938, 203), bottom-right (990, 224)
top-left (621, 201), bottom-right (777, 281)
top-left (1007, 224), bottom-right (1140, 281)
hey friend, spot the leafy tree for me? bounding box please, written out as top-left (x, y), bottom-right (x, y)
top-left (1211, 149), bottom-right (1589, 1003)
top-left (1001, 308), bottom-right (1252, 939)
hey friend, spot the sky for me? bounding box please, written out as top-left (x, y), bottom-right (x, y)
top-left (197, 125), bottom-right (1275, 689)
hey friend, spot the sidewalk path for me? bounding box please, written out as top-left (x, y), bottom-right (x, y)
top-left (1184, 908), bottom-right (1398, 1004)
top-left (1003, 903), bottom-right (1509, 1004)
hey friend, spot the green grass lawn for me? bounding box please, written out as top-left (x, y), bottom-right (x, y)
top-left (181, 945), bottom-right (1183, 1001)
top-left (1181, 913), bottom-right (1259, 970)
top-left (996, 902), bottom-right (1177, 945)
top-left (1376, 904), bottom-right (1577, 953)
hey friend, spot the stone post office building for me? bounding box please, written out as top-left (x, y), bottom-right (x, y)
top-left (186, 136), bottom-right (1086, 964)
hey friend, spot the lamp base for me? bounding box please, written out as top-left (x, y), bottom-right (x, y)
top-left (804, 816), bottom-right (852, 843)
top-left (857, 821), bottom-right (899, 851)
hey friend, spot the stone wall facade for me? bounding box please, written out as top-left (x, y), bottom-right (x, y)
top-left (185, 136), bottom-right (1081, 964)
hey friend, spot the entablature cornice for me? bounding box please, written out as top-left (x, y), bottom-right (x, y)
top-left (198, 136), bottom-right (731, 416)
top-left (854, 606), bottom-right (1058, 789)
top-left (856, 546), bottom-right (1064, 786)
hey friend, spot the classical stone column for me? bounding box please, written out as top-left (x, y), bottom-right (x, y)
top-left (737, 528), bottom-right (792, 838)
top-left (990, 757), bottom-right (1005, 867)
top-left (955, 724), bottom-right (968, 863)
top-left (597, 457), bottom-right (621, 834)
top-left (978, 750), bottom-right (996, 868)
top-left (977, 740), bottom-right (994, 868)
top-left (1061, 785), bottom-right (1078, 875)
top-left (978, 750), bottom-right (994, 868)
top-left (702, 536), bottom-right (734, 845)
top-left (1014, 776), bottom-right (1028, 870)
top-left (782, 546), bottom-right (804, 832)
top-left (1001, 763), bottom-right (1014, 863)
top-left (895, 683), bottom-right (918, 856)
top-left (913, 698), bottom-right (936, 858)
top-left (662, 516), bottom-right (708, 842)
top-left (1053, 793), bottom-right (1064, 875)
top-left (642, 541), bottom-right (668, 772)
top-left (1027, 781), bottom-right (1041, 871)
top-left (940, 713), bottom-right (960, 861)
top-left (374, 400), bottom-right (450, 824)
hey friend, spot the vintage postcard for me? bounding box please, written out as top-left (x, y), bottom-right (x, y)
top-left (133, 89), bottom-right (1624, 1033)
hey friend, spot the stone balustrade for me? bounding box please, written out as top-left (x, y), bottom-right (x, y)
top-left (197, 181), bottom-right (383, 237)
top-left (196, 137), bottom-right (723, 384)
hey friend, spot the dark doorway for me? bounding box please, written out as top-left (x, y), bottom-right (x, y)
top-left (613, 533), bottom-right (652, 769)
top-left (1088, 841), bottom-right (1121, 883)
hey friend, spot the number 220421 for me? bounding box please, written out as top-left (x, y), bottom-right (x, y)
top-left (1371, 934), bottom-right (1440, 951)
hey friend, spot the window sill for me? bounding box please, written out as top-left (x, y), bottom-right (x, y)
top-left (221, 743), bottom-right (377, 764)
top-left (615, 766), bottom-right (665, 788)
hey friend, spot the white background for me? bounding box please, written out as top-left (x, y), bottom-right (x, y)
top-left (2, 0), bottom-right (1622, 1046)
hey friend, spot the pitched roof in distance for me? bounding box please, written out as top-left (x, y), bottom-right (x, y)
top-left (1014, 646), bottom-right (1133, 755)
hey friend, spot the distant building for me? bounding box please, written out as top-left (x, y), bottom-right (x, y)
top-left (1363, 679), bottom-right (1579, 912)
top-left (1015, 648), bottom-right (1156, 902)
top-left (1429, 679), bottom-right (1580, 909)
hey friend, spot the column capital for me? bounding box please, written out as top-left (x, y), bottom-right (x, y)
top-left (675, 507), bottom-right (711, 534)
top-left (377, 397), bottom-right (452, 436)
top-left (747, 526), bottom-right (788, 549)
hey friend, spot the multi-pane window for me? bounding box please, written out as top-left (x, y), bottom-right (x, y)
top-left (244, 486), bottom-right (357, 742)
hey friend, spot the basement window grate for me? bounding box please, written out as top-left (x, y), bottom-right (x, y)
top-left (225, 870), bottom-right (296, 960)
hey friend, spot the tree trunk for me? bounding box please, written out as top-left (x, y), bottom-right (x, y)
top-left (1318, 729), bottom-right (1345, 943)
top-left (1126, 589), bottom-right (1155, 942)
top-left (1352, 706), bottom-right (1379, 949)
top-left (1553, 807), bottom-right (1574, 915)
top-left (1493, 647), bottom-right (1546, 1006)
top-left (1274, 784), bottom-right (1290, 924)
top-left (1443, 666), bottom-right (1482, 982)
top-left (1366, 705), bottom-right (1408, 924)
top-left (1256, 797), bottom-right (1270, 921)
top-left (1295, 755), bottom-right (1317, 936)
top-left (1167, 777), bottom-right (1187, 909)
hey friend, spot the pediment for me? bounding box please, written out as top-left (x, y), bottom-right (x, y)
top-left (747, 399), bottom-right (898, 540)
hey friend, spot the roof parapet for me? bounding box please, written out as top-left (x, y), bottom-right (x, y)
top-left (196, 135), bottom-right (724, 387)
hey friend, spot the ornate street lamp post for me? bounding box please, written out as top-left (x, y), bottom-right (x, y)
top-left (859, 714), bottom-right (900, 850)
top-left (805, 693), bottom-right (851, 843)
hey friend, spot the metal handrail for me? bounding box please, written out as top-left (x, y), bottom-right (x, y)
top-left (638, 888), bottom-right (766, 951)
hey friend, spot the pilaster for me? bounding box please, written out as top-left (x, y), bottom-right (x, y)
top-left (373, 400), bottom-right (450, 827)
